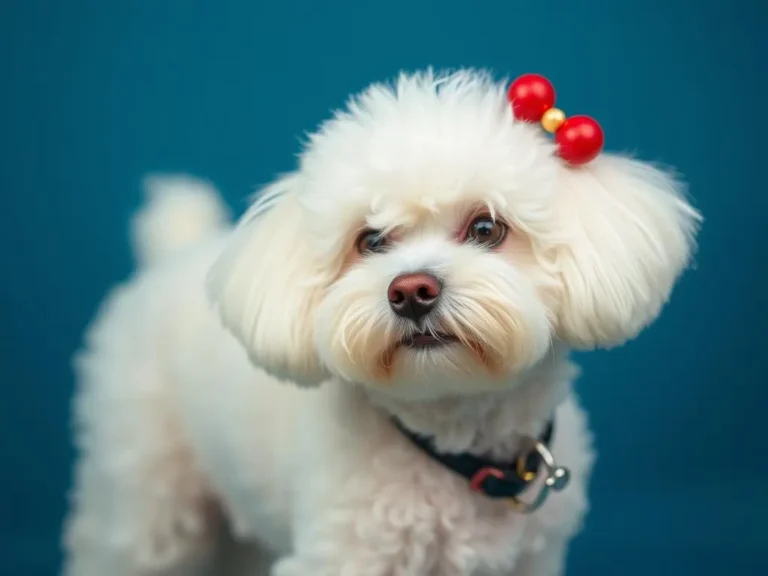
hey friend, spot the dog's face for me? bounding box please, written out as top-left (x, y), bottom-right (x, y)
top-left (209, 70), bottom-right (700, 400)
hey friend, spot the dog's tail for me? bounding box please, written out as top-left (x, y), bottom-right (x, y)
top-left (130, 174), bottom-right (231, 267)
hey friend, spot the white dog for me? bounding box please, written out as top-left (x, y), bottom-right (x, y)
top-left (63, 69), bottom-right (700, 576)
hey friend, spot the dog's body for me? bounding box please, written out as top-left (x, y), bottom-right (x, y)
top-left (64, 70), bottom-right (699, 576)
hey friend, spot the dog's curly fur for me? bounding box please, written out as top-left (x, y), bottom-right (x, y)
top-left (63, 69), bottom-right (700, 576)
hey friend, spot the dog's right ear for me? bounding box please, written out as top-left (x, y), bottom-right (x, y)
top-left (207, 174), bottom-right (330, 386)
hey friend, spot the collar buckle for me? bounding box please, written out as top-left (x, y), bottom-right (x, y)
top-left (506, 439), bottom-right (571, 514)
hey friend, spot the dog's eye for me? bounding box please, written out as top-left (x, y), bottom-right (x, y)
top-left (465, 216), bottom-right (507, 248)
top-left (356, 230), bottom-right (389, 254)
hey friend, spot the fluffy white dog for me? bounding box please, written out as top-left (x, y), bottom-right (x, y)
top-left (63, 69), bottom-right (700, 576)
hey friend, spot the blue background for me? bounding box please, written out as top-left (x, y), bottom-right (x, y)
top-left (2, 0), bottom-right (766, 574)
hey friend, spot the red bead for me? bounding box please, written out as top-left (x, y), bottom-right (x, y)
top-left (507, 74), bottom-right (556, 122)
top-left (554, 115), bottom-right (604, 165)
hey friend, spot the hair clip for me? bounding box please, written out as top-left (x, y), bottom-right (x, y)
top-left (507, 74), bottom-right (604, 165)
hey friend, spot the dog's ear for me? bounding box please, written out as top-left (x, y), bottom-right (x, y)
top-left (207, 174), bottom-right (330, 386)
top-left (553, 154), bottom-right (701, 348)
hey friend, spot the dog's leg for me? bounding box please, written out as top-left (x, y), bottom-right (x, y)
top-left (63, 400), bottom-right (220, 576)
top-left (266, 509), bottom-right (447, 576)
top-left (62, 296), bottom-right (221, 576)
top-left (267, 521), bottom-right (430, 576)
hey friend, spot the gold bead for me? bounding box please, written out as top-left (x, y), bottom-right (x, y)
top-left (541, 108), bottom-right (566, 133)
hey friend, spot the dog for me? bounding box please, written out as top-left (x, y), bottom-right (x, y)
top-left (63, 69), bottom-right (700, 576)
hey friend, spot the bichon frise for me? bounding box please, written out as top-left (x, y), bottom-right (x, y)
top-left (63, 69), bottom-right (700, 576)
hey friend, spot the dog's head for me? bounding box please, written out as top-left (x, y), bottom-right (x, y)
top-left (208, 70), bottom-right (700, 400)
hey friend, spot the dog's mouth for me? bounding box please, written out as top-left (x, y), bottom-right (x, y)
top-left (399, 332), bottom-right (459, 349)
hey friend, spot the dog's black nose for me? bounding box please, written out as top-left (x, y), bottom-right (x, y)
top-left (387, 273), bottom-right (441, 322)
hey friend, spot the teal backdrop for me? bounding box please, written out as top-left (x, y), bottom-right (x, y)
top-left (1, 1), bottom-right (766, 574)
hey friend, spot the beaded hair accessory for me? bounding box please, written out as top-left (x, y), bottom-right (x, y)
top-left (508, 74), bottom-right (604, 165)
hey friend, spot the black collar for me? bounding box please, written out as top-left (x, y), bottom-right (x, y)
top-left (394, 418), bottom-right (555, 500)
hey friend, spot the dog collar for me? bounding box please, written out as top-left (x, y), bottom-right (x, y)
top-left (394, 418), bottom-right (571, 513)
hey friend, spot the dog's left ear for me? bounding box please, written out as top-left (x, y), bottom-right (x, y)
top-left (207, 173), bottom-right (330, 386)
top-left (553, 154), bottom-right (701, 348)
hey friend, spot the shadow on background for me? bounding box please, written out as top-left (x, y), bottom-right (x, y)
top-left (1, 0), bottom-right (766, 574)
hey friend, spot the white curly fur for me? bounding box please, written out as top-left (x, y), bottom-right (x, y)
top-left (63, 69), bottom-right (700, 576)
